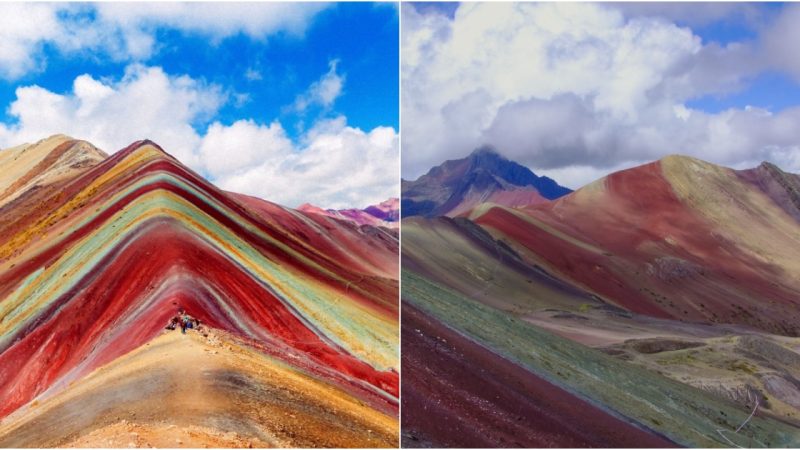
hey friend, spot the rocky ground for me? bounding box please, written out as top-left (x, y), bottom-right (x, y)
top-left (0, 328), bottom-right (397, 448)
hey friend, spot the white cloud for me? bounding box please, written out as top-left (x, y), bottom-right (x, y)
top-left (0, 65), bottom-right (223, 166)
top-left (763, 4), bottom-right (800, 82)
top-left (91, 3), bottom-right (331, 60)
top-left (199, 119), bottom-right (293, 177)
top-left (291, 59), bottom-right (345, 113)
top-left (402, 2), bottom-right (800, 186)
top-left (212, 117), bottom-right (398, 209)
top-left (95, 3), bottom-right (329, 41)
top-left (0, 3), bottom-right (65, 78)
top-left (0, 3), bottom-right (330, 79)
top-left (612, 3), bottom-right (765, 28)
top-left (0, 64), bottom-right (397, 209)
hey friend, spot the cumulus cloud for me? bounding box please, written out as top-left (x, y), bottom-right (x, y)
top-left (0, 2), bottom-right (329, 79)
top-left (0, 64), bottom-right (396, 209)
top-left (762, 4), bottom-right (800, 82)
top-left (611, 2), bottom-right (765, 28)
top-left (211, 117), bottom-right (398, 209)
top-left (402, 2), bottom-right (800, 188)
top-left (0, 3), bottom-right (67, 78)
top-left (198, 120), bottom-right (294, 178)
top-left (90, 3), bottom-right (330, 59)
top-left (94, 3), bottom-right (328, 39)
top-left (291, 59), bottom-right (345, 113)
top-left (0, 65), bottom-right (222, 166)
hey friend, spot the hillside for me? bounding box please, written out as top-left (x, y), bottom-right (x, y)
top-left (401, 146), bottom-right (570, 218)
top-left (402, 154), bottom-right (800, 447)
top-left (298, 198), bottom-right (400, 229)
top-left (0, 135), bottom-right (398, 447)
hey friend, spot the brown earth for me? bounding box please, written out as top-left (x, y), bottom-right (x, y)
top-left (0, 329), bottom-right (397, 448)
top-left (401, 303), bottom-right (676, 448)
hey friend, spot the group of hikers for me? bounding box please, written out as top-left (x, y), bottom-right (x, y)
top-left (165, 307), bottom-right (202, 334)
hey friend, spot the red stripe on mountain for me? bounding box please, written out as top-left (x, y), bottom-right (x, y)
top-left (0, 218), bottom-right (397, 420)
top-left (401, 303), bottom-right (676, 448)
top-left (476, 206), bottom-right (673, 318)
top-left (1, 160), bottom-right (395, 318)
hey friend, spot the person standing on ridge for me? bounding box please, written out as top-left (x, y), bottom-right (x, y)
top-left (166, 307), bottom-right (184, 331)
top-left (181, 311), bottom-right (195, 334)
top-left (165, 316), bottom-right (179, 330)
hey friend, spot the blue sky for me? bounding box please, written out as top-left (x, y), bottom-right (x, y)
top-left (687, 71), bottom-right (800, 114)
top-left (0, 4), bottom-right (398, 136)
top-left (403, 2), bottom-right (800, 186)
top-left (0, 2), bottom-right (399, 209)
top-left (680, 3), bottom-right (800, 113)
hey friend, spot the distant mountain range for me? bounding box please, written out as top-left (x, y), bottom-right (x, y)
top-left (299, 197), bottom-right (399, 228)
top-left (401, 146), bottom-right (571, 218)
top-left (402, 151), bottom-right (800, 447)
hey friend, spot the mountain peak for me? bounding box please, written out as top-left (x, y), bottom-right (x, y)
top-left (298, 198), bottom-right (399, 228)
top-left (0, 136), bottom-right (400, 438)
top-left (120, 139), bottom-right (171, 157)
top-left (42, 133), bottom-right (75, 143)
top-left (403, 147), bottom-right (572, 218)
top-left (758, 160), bottom-right (783, 173)
top-left (0, 136), bottom-right (108, 209)
top-left (658, 154), bottom-right (706, 165)
top-left (469, 145), bottom-right (503, 158)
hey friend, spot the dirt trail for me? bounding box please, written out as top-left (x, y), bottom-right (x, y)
top-left (0, 329), bottom-right (397, 448)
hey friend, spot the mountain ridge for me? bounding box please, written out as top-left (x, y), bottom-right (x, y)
top-left (298, 197), bottom-right (399, 228)
top-left (402, 146), bottom-right (572, 218)
top-left (0, 135), bottom-right (398, 446)
top-left (402, 152), bottom-right (800, 447)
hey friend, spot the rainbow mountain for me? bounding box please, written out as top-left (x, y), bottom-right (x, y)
top-left (299, 198), bottom-right (399, 228)
top-left (0, 135), bottom-right (398, 447)
top-left (402, 152), bottom-right (800, 447)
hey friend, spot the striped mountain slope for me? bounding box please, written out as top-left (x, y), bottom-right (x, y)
top-left (0, 135), bottom-right (398, 447)
top-left (403, 154), bottom-right (800, 447)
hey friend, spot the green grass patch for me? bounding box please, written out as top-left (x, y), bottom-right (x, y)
top-left (403, 269), bottom-right (800, 448)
